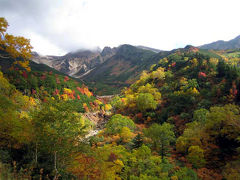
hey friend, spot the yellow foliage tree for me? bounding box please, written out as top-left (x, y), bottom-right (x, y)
top-left (4, 34), bottom-right (32, 59)
top-left (15, 60), bottom-right (31, 71)
top-left (83, 87), bottom-right (93, 97)
top-left (120, 127), bottom-right (135, 143)
top-left (64, 88), bottom-right (72, 94)
top-left (135, 71), bottom-right (150, 86)
top-left (137, 83), bottom-right (161, 101)
top-left (61, 94), bottom-right (68, 101)
top-left (151, 67), bottom-right (165, 80)
top-left (105, 104), bottom-right (112, 111)
top-left (0, 70), bottom-right (34, 147)
top-left (187, 145), bottom-right (205, 168)
top-left (209, 58), bottom-right (219, 66)
top-left (0, 17), bottom-right (32, 71)
top-left (0, 17), bottom-right (8, 41)
top-left (186, 87), bottom-right (199, 96)
top-left (190, 58), bottom-right (198, 67)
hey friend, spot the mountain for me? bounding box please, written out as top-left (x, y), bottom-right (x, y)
top-left (31, 47), bottom-right (117, 78)
top-left (83, 44), bottom-right (171, 94)
top-left (31, 45), bottom-right (169, 94)
top-left (31, 45), bottom-right (162, 80)
top-left (199, 35), bottom-right (240, 50)
top-left (32, 44), bottom-right (219, 95)
top-left (84, 45), bottom-right (224, 95)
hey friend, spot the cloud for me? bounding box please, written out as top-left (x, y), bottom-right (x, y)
top-left (0, 0), bottom-right (90, 55)
top-left (0, 0), bottom-right (240, 55)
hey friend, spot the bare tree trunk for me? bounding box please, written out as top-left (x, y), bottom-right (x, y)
top-left (161, 143), bottom-right (164, 162)
top-left (13, 161), bottom-right (17, 179)
top-left (35, 143), bottom-right (38, 164)
top-left (40, 168), bottom-right (43, 180)
top-left (53, 151), bottom-right (58, 180)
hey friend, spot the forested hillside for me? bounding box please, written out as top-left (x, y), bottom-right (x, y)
top-left (106, 49), bottom-right (240, 179)
top-left (0, 17), bottom-right (109, 179)
top-left (0, 50), bottom-right (101, 111)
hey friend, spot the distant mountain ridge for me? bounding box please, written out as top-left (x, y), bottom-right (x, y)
top-left (199, 35), bottom-right (240, 50)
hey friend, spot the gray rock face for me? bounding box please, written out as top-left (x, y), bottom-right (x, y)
top-left (31, 47), bottom-right (117, 78)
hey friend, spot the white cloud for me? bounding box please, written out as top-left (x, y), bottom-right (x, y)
top-left (0, 0), bottom-right (240, 55)
top-left (28, 32), bottom-right (65, 56)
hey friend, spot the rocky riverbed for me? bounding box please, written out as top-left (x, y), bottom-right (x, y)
top-left (83, 111), bottom-right (110, 139)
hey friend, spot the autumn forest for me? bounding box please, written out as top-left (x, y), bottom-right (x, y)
top-left (0, 16), bottom-right (240, 180)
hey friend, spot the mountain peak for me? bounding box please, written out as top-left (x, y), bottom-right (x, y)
top-left (101, 46), bottom-right (117, 58)
top-left (184, 45), bottom-right (199, 52)
top-left (118, 44), bottom-right (135, 49)
top-left (101, 46), bottom-right (113, 55)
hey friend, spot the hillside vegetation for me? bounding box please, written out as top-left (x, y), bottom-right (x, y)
top-left (104, 49), bottom-right (240, 179)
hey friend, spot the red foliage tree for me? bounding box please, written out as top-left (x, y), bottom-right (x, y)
top-left (32, 89), bottom-right (36, 95)
top-left (198, 72), bottom-right (207, 78)
top-left (40, 74), bottom-right (46, 80)
top-left (197, 168), bottom-right (222, 180)
top-left (77, 87), bottom-right (85, 94)
top-left (22, 71), bottom-right (28, 79)
top-left (171, 62), bottom-right (176, 67)
top-left (64, 76), bottom-right (69, 82)
top-left (56, 77), bottom-right (60, 84)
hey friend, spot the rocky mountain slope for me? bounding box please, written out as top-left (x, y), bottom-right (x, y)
top-left (31, 47), bottom-right (117, 78)
top-left (199, 35), bottom-right (240, 50)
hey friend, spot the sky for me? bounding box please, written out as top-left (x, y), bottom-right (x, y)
top-left (0, 0), bottom-right (239, 56)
